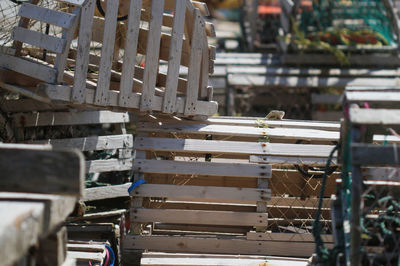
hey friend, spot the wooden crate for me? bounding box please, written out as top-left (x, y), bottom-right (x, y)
top-left (0, 143), bottom-right (84, 266)
top-left (0, 0), bottom-right (217, 118)
top-left (334, 86), bottom-right (400, 265)
top-left (123, 115), bottom-right (341, 260)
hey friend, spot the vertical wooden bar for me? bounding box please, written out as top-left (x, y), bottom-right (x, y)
top-left (54, 8), bottom-right (80, 84)
top-left (184, 8), bottom-right (203, 116)
top-left (72, 0), bottom-right (96, 103)
top-left (199, 35), bottom-right (210, 99)
top-left (140, 0), bottom-right (165, 111)
top-left (162, 0), bottom-right (186, 113)
top-left (256, 178), bottom-right (268, 232)
top-left (119, 0), bottom-right (143, 107)
top-left (94, 0), bottom-right (119, 106)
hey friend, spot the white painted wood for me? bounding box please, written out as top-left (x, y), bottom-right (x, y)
top-left (131, 208), bottom-right (268, 227)
top-left (12, 111), bottom-right (129, 127)
top-left (119, 0), bottom-right (143, 107)
top-left (32, 134), bottom-right (133, 151)
top-left (55, 0), bottom-right (87, 6)
top-left (184, 9), bottom-right (203, 115)
top-left (228, 74), bottom-right (397, 88)
top-left (124, 235), bottom-right (317, 257)
top-left (66, 251), bottom-right (105, 262)
top-left (133, 159), bottom-right (271, 178)
top-left (95, 0), bottom-right (119, 105)
top-left (39, 83), bottom-right (218, 116)
top-left (349, 108), bottom-right (400, 125)
top-left (55, 8), bottom-right (80, 83)
top-left (72, 0), bottom-right (96, 103)
top-left (162, 0), bottom-right (186, 113)
top-left (86, 158), bottom-right (132, 173)
top-left (0, 201), bottom-right (44, 266)
top-left (362, 167), bottom-right (400, 181)
top-left (207, 117), bottom-right (340, 131)
top-left (140, 0), bottom-right (165, 111)
top-left (18, 3), bottom-right (77, 29)
top-left (250, 155), bottom-right (337, 166)
top-left (346, 91), bottom-right (400, 102)
top-left (135, 137), bottom-right (336, 157)
top-left (84, 183), bottom-right (131, 201)
top-left (137, 122), bottom-right (339, 141)
top-left (12, 27), bottom-right (66, 53)
top-left (130, 183), bottom-right (270, 203)
top-left (0, 54), bottom-right (57, 83)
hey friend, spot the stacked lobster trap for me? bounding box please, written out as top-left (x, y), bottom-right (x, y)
top-left (0, 0), bottom-right (217, 118)
top-left (314, 86), bottom-right (400, 265)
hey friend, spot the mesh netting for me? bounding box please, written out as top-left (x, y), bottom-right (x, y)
top-left (298, 0), bottom-right (398, 46)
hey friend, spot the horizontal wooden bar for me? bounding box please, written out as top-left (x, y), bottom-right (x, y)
top-left (12, 27), bottom-right (66, 53)
top-left (349, 108), bottom-right (400, 125)
top-left (83, 183), bottom-right (131, 201)
top-left (352, 144), bottom-right (400, 166)
top-left (86, 158), bottom-right (132, 173)
top-left (130, 208), bottom-right (268, 227)
top-left (130, 184), bottom-right (271, 203)
top-left (135, 137), bottom-right (336, 157)
top-left (134, 159), bottom-right (271, 178)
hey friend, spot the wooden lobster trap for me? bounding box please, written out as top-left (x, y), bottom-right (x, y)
top-left (0, 0), bottom-right (217, 118)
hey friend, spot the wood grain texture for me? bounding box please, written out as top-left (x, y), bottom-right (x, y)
top-left (12, 27), bottom-right (66, 53)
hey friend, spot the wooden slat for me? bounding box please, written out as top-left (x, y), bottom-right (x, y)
top-left (95, 0), bottom-right (119, 105)
top-left (124, 235), bottom-right (317, 257)
top-left (362, 167), bottom-right (400, 182)
top-left (137, 122), bottom-right (339, 141)
top-left (0, 82), bottom-right (51, 103)
top-left (0, 201), bottom-right (45, 266)
top-left (352, 144), bottom-right (400, 166)
top-left (345, 91), bottom-right (400, 103)
top-left (84, 183), bottom-right (131, 201)
top-left (0, 54), bottom-right (57, 83)
top-left (86, 158), bottom-right (132, 173)
top-left (162, 0), bottom-right (186, 113)
top-left (39, 84), bottom-right (219, 116)
top-left (130, 184), bottom-right (270, 203)
top-left (12, 111), bottom-right (129, 127)
top-left (349, 108), bottom-right (400, 125)
top-left (184, 8), bottom-right (203, 115)
top-left (55, 0), bottom-right (86, 6)
top-left (250, 155), bottom-right (337, 166)
top-left (135, 137), bottom-right (336, 157)
top-left (12, 27), bottom-right (66, 53)
top-left (18, 3), bottom-right (77, 29)
top-left (0, 144), bottom-right (84, 196)
top-left (131, 208), bottom-right (268, 227)
top-left (140, 0), bottom-right (165, 111)
top-left (134, 159), bottom-right (271, 178)
top-left (119, 0), bottom-right (142, 107)
top-left (32, 134), bottom-right (133, 151)
top-left (228, 74), bottom-right (397, 88)
top-left (72, 0), bottom-right (96, 103)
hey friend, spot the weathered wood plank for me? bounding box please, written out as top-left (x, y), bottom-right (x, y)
top-left (135, 137), bottom-right (336, 157)
top-left (0, 201), bottom-right (44, 266)
top-left (131, 208), bottom-right (268, 227)
top-left (124, 235), bottom-right (317, 257)
top-left (12, 111), bottom-right (129, 127)
top-left (119, 0), bottom-right (142, 107)
top-left (0, 144), bottom-right (84, 196)
top-left (95, 0), bottom-right (119, 105)
top-left (349, 108), bottom-right (400, 125)
top-left (184, 8), bottom-right (203, 115)
top-left (246, 232), bottom-right (333, 242)
top-left (0, 54), bottom-right (57, 83)
top-left (72, 0), bottom-right (96, 103)
top-left (134, 159), bottom-right (271, 177)
top-left (250, 155), bottom-right (338, 166)
top-left (18, 3), bottom-right (77, 29)
top-left (86, 158), bottom-right (132, 173)
top-left (130, 184), bottom-right (270, 203)
top-left (352, 144), bottom-right (400, 166)
top-left (140, 0), bottom-right (165, 111)
top-left (162, 0), bottom-right (186, 113)
top-left (345, 91), bottom-right (400, 103)
top-left (137, 122), bottom-right (339, 141)
top-left (84, 183), bottom-right (131, 201)
top-left (32, 134), bottom-right (133, 151)
top-left (12, 27), bottom-right (66, 53)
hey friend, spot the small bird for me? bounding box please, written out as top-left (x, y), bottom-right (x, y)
top-left (266, 110), bottom-right (285, 120)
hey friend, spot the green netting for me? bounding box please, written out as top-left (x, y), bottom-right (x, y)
top-left (299, 0), bottom-right (398, 46)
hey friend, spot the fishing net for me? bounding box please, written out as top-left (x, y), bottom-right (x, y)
top-left (297, 0), bottom-right (398, 47)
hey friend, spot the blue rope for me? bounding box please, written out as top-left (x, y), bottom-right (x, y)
top-left (128, 179), bottom-right (146, 194)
